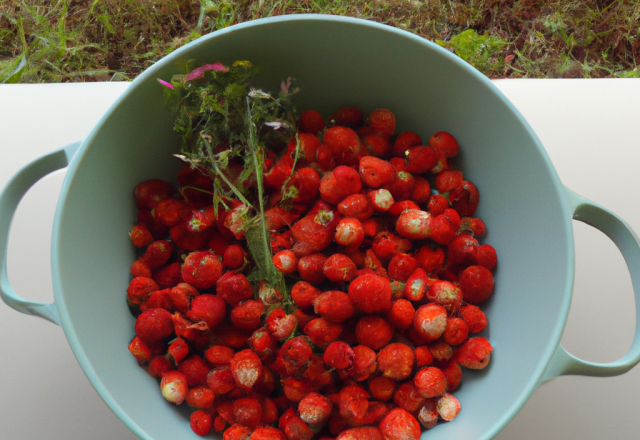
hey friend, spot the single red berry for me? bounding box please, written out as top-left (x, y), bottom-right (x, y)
top-left (170, 221), bottom-right (213, 251)
top-left (348, 274), bottom-right (392, 314)
top-left (316, 144), bottom-right (336, 171)
top-left (135, 179), bottom-right (174, 209)
top-left (476, 243), bottom-right (498, 271)
top-left (377, 343), bottom-right (415, 381)
top-left (298, 253), bottom-right (328, 284)
top-left (355, 316), bottom-right (393, 351)
top-left (328, 106), bottom-right (363, 128)
top-left (393, 382), bottom-right (426, 414)
top-left (350, 345), bottom-right (378, 382)
top-left (186, 386), bottom-right (215, 410)
top-left (160, 370), bottom-right (188, 404)
top-left (154, 197), bottom-right (190, 227)
top-left (410, 176), bottom-right (431, 204)
top-left (427, 194), bottom-right (449, 216)
top-left (454, 337), bottom-right (493, 369)
top-left (169, 283), bottom-right (199, 314)
top-left (231, 300), bottom-right (265, 332)
top-left (204, 345), bottom-right (235, 365)
top-left (267, 309), bottom-right (298, 341)
top-left (131, 258), bottom-right (152, 278)
top-left (230, 349), bottom-right (263, 390)
top-left (190, 410), bottom-right (213, 436)
top-left (234, 396), bottom-right (263, 430)
top-left (359, 156), bottom-right (395, 188)
top-left (129, 224), bottom-right (153, 248)
top-left (135, 308), bottom-right (174, 345)
top-left (128, 336), bottom-right (152, 362)
top-left (299, 110), bottom-right (326, 134)
top-left (386, 299), bottom-right (415, 331)
top-left (323, 126), bottom-right (366, 166)
top-left (323, 254), bottom-right (357, 283)
top-left (334, 218), bottom-right (365, 250)
top-left (178, 354), bottom-right (210, 387)
top-left (429, 131), bottom-right (459, 158)
top-left (338, 194), bottom-right (375, 220)
top-left (149, 355), bottom-right (173, 378)
top-left (187, 206), bottom-right (216, 233)
top-left (460, 304), bottom-right (488, 333)
top-left (181, 251), bottom-right (223, 289)
top-left (127, 277), bottom-right (159, 305)
top-left (223, 424), bottom-right (252, 440)
top-left (298, 392), bottom-right (333, 431)
top-left (444, 316), bottom-right (470, 345)
top-left (273, 249), bottom-right (298, 274)
top-left (367, 108), bottom-right (396, 139)
top-left (223, 244), bottom-right (245, 269)
top-left (216, 272), bottom-right (253, 305)
top-left (291, 281), bottom-right (322, 310)
top-left (313, 290), bottom-right (355, 323)
top-left (388, 253), bottom-right (418, 282)
top-left (206, 365), bottom-right (236, 395)
top-left (167, 337), bottom-right (190, 364)
top-left (404, 146), bottom-right (439, 175)
top-left (441, 361), bottom-right (463, 391)
top-left (459, 265), bottom-right (495, 303)
top-left (186, 294), bottom-right (226, 331)
top-left (392, 131), bottom-right (422, 158)
top-left (368, 189), bottom-right (394, 213)
top-left (143, 240), bottom-right (175, 269)
top-left (304, 318), bottom-right (343, 347)
top-left (362, 135), bottom-right (391, 157)
top-left (369, 377), bottom-right (396, 402)
top-left (378, 408), bottom-right (421, 440)
top-left (426, 280), bottom-right (463, 315)
top-left (413, 303), bottom-right (448, 342)
top-left (395, 209), bottom-right (432, 240)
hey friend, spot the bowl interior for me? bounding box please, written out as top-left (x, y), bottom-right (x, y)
top-left (53, 16), bottom-right (571, 440)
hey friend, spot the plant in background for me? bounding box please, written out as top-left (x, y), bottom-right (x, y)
top-left (436, 29), bottom-right (508, 73)
top-left (2, 1), bottom-right (640, 81)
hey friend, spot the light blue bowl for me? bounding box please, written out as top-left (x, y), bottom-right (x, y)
top-left (3, 15), bottom-right (640, 440)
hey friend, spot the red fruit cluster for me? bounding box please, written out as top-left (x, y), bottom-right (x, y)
top-left (127, 105), bottom-right (496, 439)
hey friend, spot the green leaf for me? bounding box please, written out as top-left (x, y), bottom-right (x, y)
top-left (1, 53), bottom-right (27, 83)
top-left (57, 1), bottom-right (68, 60)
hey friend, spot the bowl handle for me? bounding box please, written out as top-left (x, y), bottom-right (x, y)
top-left (0, 142), bottom-right (81, 326)
top-left (540, 186), bottom-right (640, 383)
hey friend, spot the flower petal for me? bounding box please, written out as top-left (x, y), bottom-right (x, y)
top-left (186, 62), bottom-right (229, 81)
top-left (157, 78), bottom-right (174, 89)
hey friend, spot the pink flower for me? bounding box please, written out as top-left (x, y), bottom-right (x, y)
top-left (157, 78), bottom-right (173, 89)
top-left (186, 62), bottom-right (229, 81)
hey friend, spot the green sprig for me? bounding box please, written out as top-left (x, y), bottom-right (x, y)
top-left (164, 60), bottom-right (298, 300)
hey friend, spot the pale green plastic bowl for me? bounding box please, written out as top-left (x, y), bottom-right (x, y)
top-left (3, 15), bottom-right (640, 440)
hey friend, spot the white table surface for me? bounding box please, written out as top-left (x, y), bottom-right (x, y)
top-left (1, 79), bottom-right (640, 439)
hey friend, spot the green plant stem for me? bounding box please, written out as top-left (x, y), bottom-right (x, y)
top-left (245, 96), bottom-right (289, 300)
top-left (280, 132), bottom-right (301, 199)
top-left (200, 137), bottom-right (254, 209)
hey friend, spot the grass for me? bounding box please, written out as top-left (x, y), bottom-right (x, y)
top-left (1, 0), bottom-right (639, 83)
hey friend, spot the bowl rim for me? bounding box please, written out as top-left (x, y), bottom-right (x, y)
top-left (50, 13), bottom-right (575, 440)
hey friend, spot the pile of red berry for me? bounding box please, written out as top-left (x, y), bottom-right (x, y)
top-left (127, 105), bottom-right (495, 440)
